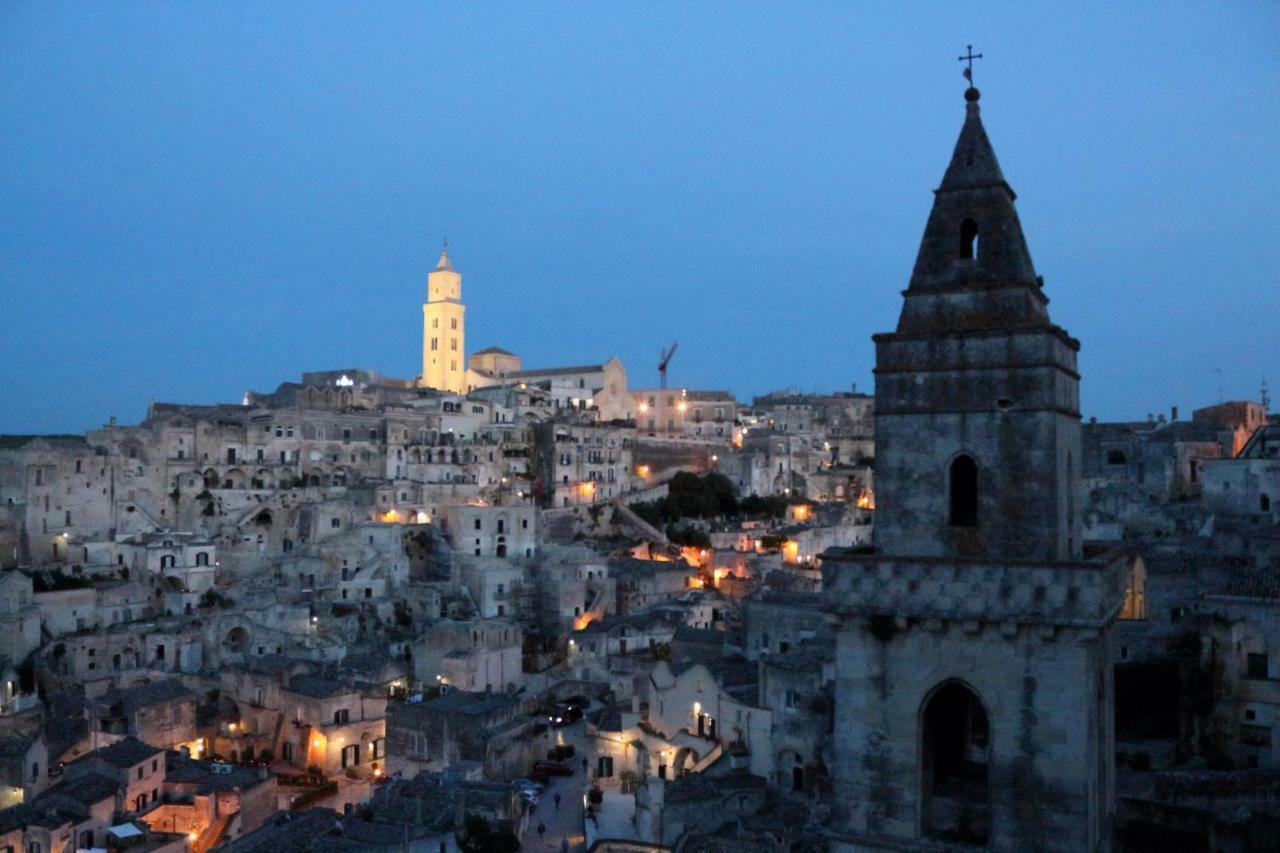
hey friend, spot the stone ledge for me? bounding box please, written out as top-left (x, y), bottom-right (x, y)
top-left (822, 552), bottom-right (1129, 628)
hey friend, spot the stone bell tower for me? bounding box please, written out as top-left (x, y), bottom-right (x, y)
top-left (824, 84), bottom-right (1126, 852)
top-left (420, 242), bottom-right (466, 393)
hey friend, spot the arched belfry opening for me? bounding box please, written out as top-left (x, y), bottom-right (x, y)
top-left (948, 455), bottom-right (978, 527)
top-left (959, 217), bottom-right (979, 260)
top-left (921, 681), bottom-right (990, 844)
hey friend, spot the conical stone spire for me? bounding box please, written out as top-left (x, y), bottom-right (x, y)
top-left (895, 88), bottom-right (1047, 334)
top-left (937, 88), bottom-right (1009, 192)
top-left (434, 239), bottom-right (454, 272)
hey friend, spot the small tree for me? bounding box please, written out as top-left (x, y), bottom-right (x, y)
top-left (456, 814), bottom-right (519, 853)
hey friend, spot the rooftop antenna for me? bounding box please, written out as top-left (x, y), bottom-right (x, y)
top-left (1262, 376), bottom-right (1271, 412)
top-left (958, 44), bottom-right (983, 88)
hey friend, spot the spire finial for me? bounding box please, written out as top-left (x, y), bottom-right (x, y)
top-left (434, 238), bottom-right (454, 272)
top-left (958, 44), bottom-right (983, 101)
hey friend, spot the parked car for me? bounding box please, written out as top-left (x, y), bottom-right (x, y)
top-left (549, 702), bottom-right (584, 727)
top-left (548, 744), bottom-right (576, 762)
top-left (532, 760), bottom-right (574, 778)
top-left (511, 777), bottom-right (545, 794)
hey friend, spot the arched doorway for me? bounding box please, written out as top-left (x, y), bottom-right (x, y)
top-left (672, 747), bottom-right (698, 777)
top-left (226, 626), bottom-right (250, 655)
top-left (921, 681), bottom-right (990, 844)
top-left (778, 750), bottom-right (805, 792)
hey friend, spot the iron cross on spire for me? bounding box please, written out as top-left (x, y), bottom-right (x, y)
top-left (958, 44), bottom-right (983, 86)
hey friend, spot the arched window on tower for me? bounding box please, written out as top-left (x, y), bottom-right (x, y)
top-left (949, 455), bottom-right (978, 527)
top-left (959, 218), bottom-right (979, 260)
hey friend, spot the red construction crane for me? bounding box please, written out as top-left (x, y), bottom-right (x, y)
top-left (658, 342), bottom-right (678, 390)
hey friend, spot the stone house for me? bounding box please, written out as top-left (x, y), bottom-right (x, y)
top-left (39, 621), bottom-right (203, 699)
top-left (532, 418), bottom-right (636, 508)
top-left (634, 771), bottom-right (768, 846)
top-left (0, 570), bottom-right (40, 670)
top-left (63, 735), bottom-right (165, 816)
top-left (646, 660), bottom-right (773, 781)
top-left (718, 449), bottom-right (773, 499)
top-left (442, 504), bottom-right (538, 559)
top-left (1203, 423), bottom-right (1280, 520)
top-left (741, 591), bottom-right (827, 661)
top-left (285, 674), bottom-right (387, 776)
top-left (609, 558), bottom-right (695, 614)
top-left (385, 690), bottom-right (524, 779)
top-left (759, 642), bottom-right (835, 795)
top-left (804, 462), bottom-right (874, 504)
top-left (143, 753), bottom-right (278, 848)
top-left (652, 592), bottom-right (725, 632)
top-left (0, 769), bottom-right (124, 853)
top-left (413, 619), bottom-right (522, 693)
top-left (87, 678), bottom-right (199, 754)
top-left (0, 434), bottom-right (117, 565)
top-left (355, 772), bottom-right (523, 849)
top-left (457, 557), bottom-right (524, 620)
top-left (219, 665), bottom-right (387, 775)
top-left (0, 735), bottom-right (48, 809)
top-left (82, 532), bottom-right (218, 604)
top-left (630, 387), bottom-right (736, 441)
top-left (1200, 573), bottom-right (1280, 771)
top-left (571, 613), bottom-right (679, 664)
top-left (536, 545), bottom-right (614, 633)
top-left (1192, 401), bottom-right (1270, 457)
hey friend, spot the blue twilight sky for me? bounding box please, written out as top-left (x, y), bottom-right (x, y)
top-left (2, 3), bottom-right (1278, 434)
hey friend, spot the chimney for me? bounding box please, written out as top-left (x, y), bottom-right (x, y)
top-left (1158, 414), bottom-right (1167, 425)
top-left (1147, 414), bottom-right (1155, 423)
top-left (1171, 406), bottom-right (1179, 422)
